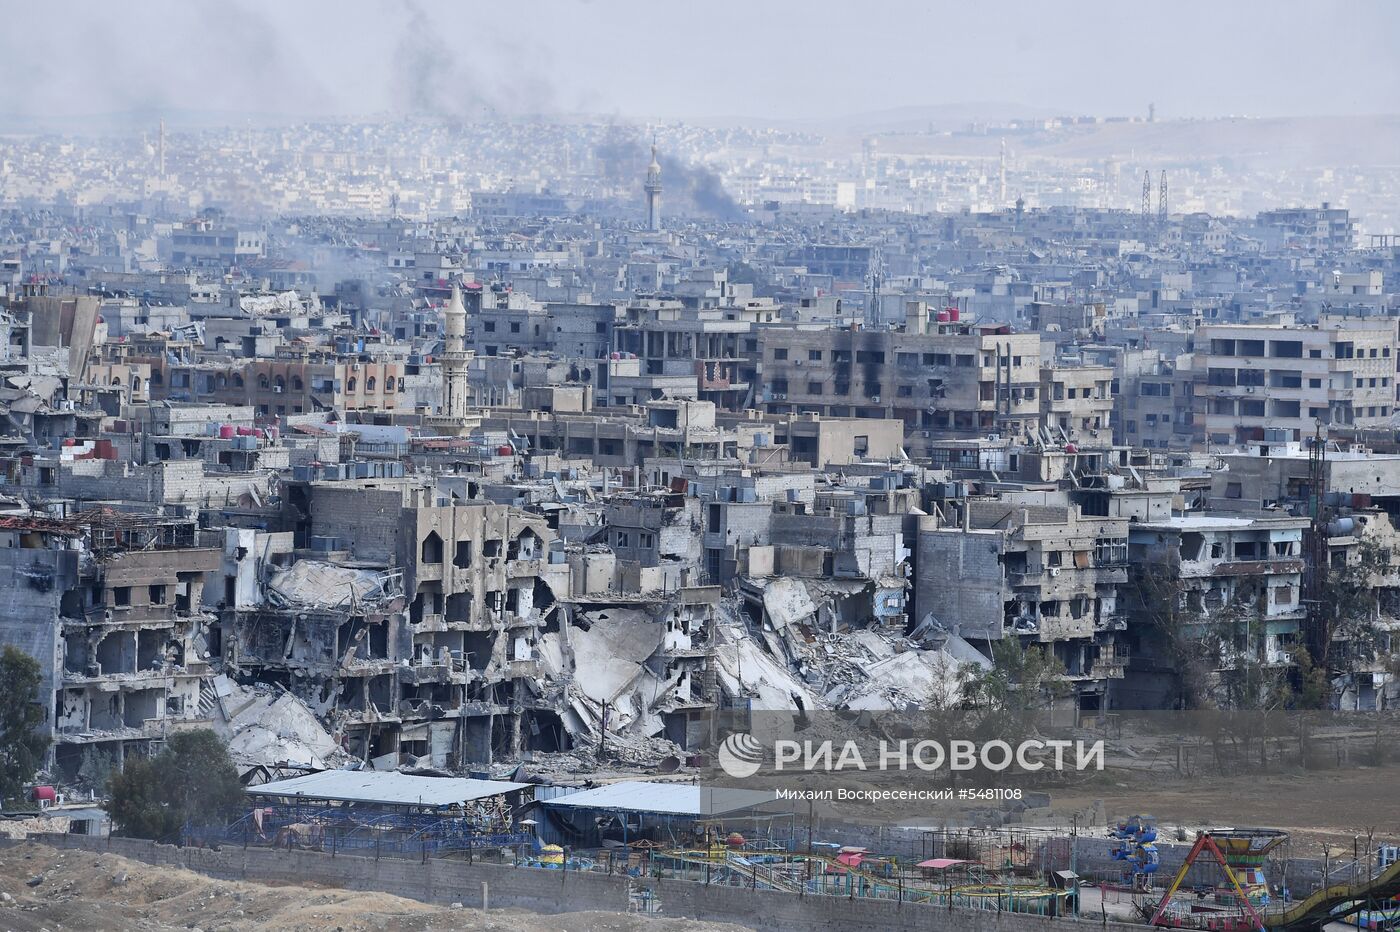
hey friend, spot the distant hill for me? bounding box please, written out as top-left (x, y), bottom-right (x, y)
top-left (843, 115), bottom-right (1400, 167)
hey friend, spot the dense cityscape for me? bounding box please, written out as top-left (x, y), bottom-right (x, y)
top-left (1, 2), bottom-right (1399, 930)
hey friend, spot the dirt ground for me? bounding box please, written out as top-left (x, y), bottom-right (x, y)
top-left (1049, 766), bottom-right (1400, 851)
top-left (0, 841), bottom-right (753, 932)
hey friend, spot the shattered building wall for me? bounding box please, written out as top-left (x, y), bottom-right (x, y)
top-left (916, 501), bottom-right (1131, 709)
top-left (0, 524), bottom-right (80, 759)
top-left (47, 514), bottom-right (220, 778)
top-left (397, 501), bottom-right (568, 766)
top-left (219, 560), bottom-right (411, 767)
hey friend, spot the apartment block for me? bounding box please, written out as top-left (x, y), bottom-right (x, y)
top-left (1193, 317), bottom-right (1399, 445)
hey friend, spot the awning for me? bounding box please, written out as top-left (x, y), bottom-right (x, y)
top-left (917, 858), bottom-right (973, 870)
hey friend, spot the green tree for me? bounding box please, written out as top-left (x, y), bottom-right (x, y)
top-left (76, 746), bottom-right (115, 792)
top-left (963, 639), bottom-right (1069, 713)
top-left (1319, 539), bottom-right (1392, 691)
top-left (1129, 563), bottom-right (1214, 709)
top-left (0, 646), bottom-right (49, 802)
top-left (108, 729), bottom-right (243, 840)
top-left (961, 638), bottom-right (1071, 746)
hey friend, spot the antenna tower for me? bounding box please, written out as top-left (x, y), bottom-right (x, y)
top-left (1141, 171), bottom-right (1151, 233)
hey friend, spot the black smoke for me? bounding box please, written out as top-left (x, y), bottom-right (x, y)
top-left (592, 130), bottom-right (743, 223)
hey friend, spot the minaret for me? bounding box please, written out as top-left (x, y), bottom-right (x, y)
top-left (644, 143), bottom-right (662, 232)
top-left (158, 118), bottom-right (166, 180)
top-left (441, 283), bottom-right (470, 419)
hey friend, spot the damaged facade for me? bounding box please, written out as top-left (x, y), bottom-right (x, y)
top-left (0, 153), bottom-right (1398, 802)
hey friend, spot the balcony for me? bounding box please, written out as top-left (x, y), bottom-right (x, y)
top-left (506, 558), bottom-right (543, 578)
top-left (504, 658), bottom-right (540, 678)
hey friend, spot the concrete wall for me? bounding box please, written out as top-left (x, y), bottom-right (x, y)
top-left (916, 523), bottom-right (1005, 640)
top-left (25, 833), bottom-right (1145, 932)
top-left (0, 547), bottom-right (75, 738)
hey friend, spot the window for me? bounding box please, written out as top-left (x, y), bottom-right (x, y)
top-left (484, 321), bottom-right (496, 333)
top-left (366, 376), bottom-right (376, 392)
top-left (1225, 482), bottom-right (1242, 499)
top-left (421, 532), bottom-right (444, 564)
top-left (853, 435), bottom-right (869, 456)
top-left (114, 587), bottom-right (131, 607)
top-left (807, 381), bottom-right (823, 395)
top-left (772, 348), bottom-right (788, 360)
top-left (149, 585), bottom-right (166, 605)
top-left (639, 533), bottom-right (654, 549)
top-left (453, 540), bottom-right (473, 569)
top-left (1047, 551), bottom-right (1063, 567)
top-left (509, 322), bottom-right (520, 333)
top-left (808, 350), bottom-right (822, 361)
top-left (347, 377), bottom-right (357, 392)
top-left (615, 532), bottom-right (630, 548)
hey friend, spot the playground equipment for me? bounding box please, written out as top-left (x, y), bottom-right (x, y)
top-left (650, 841), bottom-right (1074, 915)
top-left (1148, 829), bottom-right (1287, 929)
top-left (1110, 815), bottom-right (1161, 890)
top-left (1266, 856), bottom-right (1400, 931)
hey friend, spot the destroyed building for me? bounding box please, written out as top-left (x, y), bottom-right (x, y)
top-left (917, 499), bottom-right (1130, 711)
top-left (0, 510), bottom-right (219, 779)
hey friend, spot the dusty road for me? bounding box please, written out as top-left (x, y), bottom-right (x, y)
top-left (0, 841), bottom-right (754, 932)
top-left (1049, 765), bottom-right (1400, 850)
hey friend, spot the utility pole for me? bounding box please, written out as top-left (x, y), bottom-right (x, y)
top-left (598, 699), bottom-right (608, 759)
top-left (1158, 172), bottom-right (1168, 230)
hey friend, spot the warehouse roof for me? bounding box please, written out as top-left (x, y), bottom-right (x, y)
top-left (247, 770), bottom-right (527, 809)
top-left (542, 781), bottom-right (774, 816)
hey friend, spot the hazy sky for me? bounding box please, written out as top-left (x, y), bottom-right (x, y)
top-left (2, 0), bottom-right (1398, 123)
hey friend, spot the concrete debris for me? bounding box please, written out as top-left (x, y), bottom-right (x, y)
top-left (212, 676), bottom-right (347, 770)
top-left (266, 560), bottom-right (390, 609)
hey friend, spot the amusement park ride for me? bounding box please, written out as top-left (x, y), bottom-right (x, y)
top-left (1109, 816), bottom-right (1400, 931)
